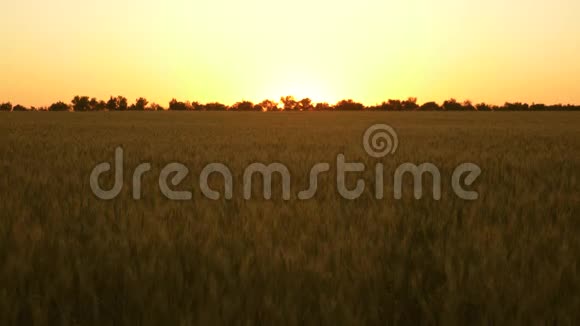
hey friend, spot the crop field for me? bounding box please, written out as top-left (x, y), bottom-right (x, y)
top-left (0, 111), bottom-right (579, 325)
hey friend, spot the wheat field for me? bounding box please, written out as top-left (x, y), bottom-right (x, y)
top-left (0, 112), bottom-right (579, 325)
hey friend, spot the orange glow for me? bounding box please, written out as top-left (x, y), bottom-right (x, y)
top-left (1, 0), bottom-right (579, 107)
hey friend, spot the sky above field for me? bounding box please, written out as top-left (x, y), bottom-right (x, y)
top-left (1, 0), bottom-right (579, 106)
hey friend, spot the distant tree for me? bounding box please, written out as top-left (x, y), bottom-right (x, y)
top-left (442, 98), bottom-right (463, 111)
top-left (104, 96), bottom-right (128, 111)
top-left (503, 102), bottom-right (529, 111)
top-left (0, 102), bottom-right (12, 112)
top-left (387, 99), bottom-right (402, 111)
top-left (117, 96), bottom-right (128, 111)
top-left (297, 98), bottom-right (314, 111)
top-left (106, 97), bottom-right (118, 111)
top-left (169, 99), bottom-right (188, 111)
top-left (280, 96), bottom-right (298, 111)
top-left (335, 99), bottom-right (364, 111)
top-left (72, 96), bottom-right (91, 111)
top-left (134, 97), bottom-right (149, 111)
top-left (402, 97), bottom-right (419, 111)
top-left (375, 99), bottom-right (404, 111)
top-left (93, 98), bottom-right (105, 111)
top-left (257, 99), bottom-right (278, 112)
top-left (462, 100), bottom-right (476, 111)
top-left (475, 103), bottom-right (492, 111)
top-left (97, 100), bottom-right (106, 111)
top-left (204, 102), bottom-right (228, 111)
top-left (190, 101), bottom-right (201, 111)
top-left (12, 105), bottom-right (29, 112)
top-left (150, 103), bottom-right (165, 111)
top-left (49, 101), bottom-right (70, 112)
top-left (88, 98), bottom-right (106, 111)
top-left (89, 98), bottom-right (98, 111)
top-left (561, 104), bottom-right (576, 111)
top-left (314, 102), bottom-right (331, 111)
top-left (530, 103), bottom-right (547, 111)
top-left (420, 101), bottom-right (440, 111)
top-left (373, 102), bottom-right (387, 111)
top-left (231, 101), bottom-right (256, 111)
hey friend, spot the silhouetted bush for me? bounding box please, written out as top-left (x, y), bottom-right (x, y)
top-left (503, 102), bottom-right (529, 111)
top-left (150, 103), bottom-right (165, 111)
top-left (12, 105), bottom-right (29, 112)
top-left (314, 102), bottom-right (331, 111)
top-left (231, 101), bottom-right (258, 111)
top-left (420, 102), bottom-right (441, 111)
top-left (530, 103), bottom-right (547, 111)
top-left (203, 102), bottom-right (228, 111)
top-left (461, 100), bottom-right (476, 111)
top-left (476, 103), bottom-right (492, 111)
top-left (443, 99), bottom-right (464, 111)
top-left (49, 101), bottom-right (70, 112)
top-left (381, 100), bottom-right (402, 111)
top-left (335, 99), bottom-right (364, 111)
top-left (169, 99), bottom-right (189, 111)
top-left (402, 98), bottom-right (419, 111)
top-left (190, 101), bottom-right (202, 111)
top-left (0, 102), bottom-right (12, 112)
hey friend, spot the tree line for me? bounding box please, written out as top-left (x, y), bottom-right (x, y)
top-left (1, 96), bottom-right (579, 112)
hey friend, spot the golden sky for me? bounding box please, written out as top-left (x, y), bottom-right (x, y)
top-left (1, 0), bottom-right (579, 106)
